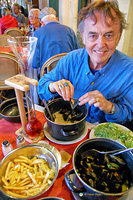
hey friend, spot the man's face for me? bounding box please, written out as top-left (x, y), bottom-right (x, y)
top-left (29, 12), bottom-right (39, 26)
top-left (13, 6), bottom-right (19, 15)
top-left (82, 11), bottom-right (121, 69)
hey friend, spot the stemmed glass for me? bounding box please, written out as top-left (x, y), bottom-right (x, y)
top-left (7, 36), bottom-right (37, 77)
top-left (7, 36), bottom-right (43, 139)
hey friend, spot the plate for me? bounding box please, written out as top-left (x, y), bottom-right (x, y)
top-left (89, 122), bottom-right (133, 147)
top-left (37, 141), bottom-right (62, 169)
top-left (44, 122), bottom-right (89, 145)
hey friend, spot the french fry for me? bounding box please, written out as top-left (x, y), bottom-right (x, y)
top-left (5, 190), bottom-right (28, 198)
top-left (1, 176), bottom-right (8, 186)
top-left (5, 161), bottom-right (12, 179)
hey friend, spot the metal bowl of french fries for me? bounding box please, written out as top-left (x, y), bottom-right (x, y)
top-left (0, 144), bottom-right (59, 199)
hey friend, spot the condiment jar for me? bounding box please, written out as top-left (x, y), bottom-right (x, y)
top-left (2, 140), bottom-right (13, 156)
top-left (16, 135), bottom-right (26, 147)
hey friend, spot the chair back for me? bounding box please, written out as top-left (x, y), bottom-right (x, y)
top-left (40, 53), bottom-right (68, 78)
top-left (0, 52), bottom-right (19, 90)
top-left (4, 27), bottom-right (24, 37)
top-left (0, 34), bottom-right (12, 47)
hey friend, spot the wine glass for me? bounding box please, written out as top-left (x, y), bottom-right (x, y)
top-left (7, 36), bottom-right (43, 139)
top-left (7, 36), bottom-right (37, 78)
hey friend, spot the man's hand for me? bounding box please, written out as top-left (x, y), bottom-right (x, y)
top-left (49, 79), bottom-right (74, 101)
top-left (79, 90), bottom-right (113, 114)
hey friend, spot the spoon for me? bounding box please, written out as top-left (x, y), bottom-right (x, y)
top-left (87, 147), bottom-right (133, 156)
top-left (42, 99), bottom-right (54, 121)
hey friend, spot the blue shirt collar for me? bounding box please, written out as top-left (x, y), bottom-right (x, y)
top-left (85, 50), bottom-right (117, 75)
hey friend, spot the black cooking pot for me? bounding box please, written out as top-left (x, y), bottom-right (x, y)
top-left (0, 97), bottom-right (31, 122)
top-left (65, 138), bottom-right (133, 200)
top-left (44, 98), bottom-right (88, 141)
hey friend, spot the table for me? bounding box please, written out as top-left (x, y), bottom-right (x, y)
top-left (0, 107), bottom-right (94, 200)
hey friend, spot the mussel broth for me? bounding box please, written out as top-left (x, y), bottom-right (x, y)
top-left (45, 100), bottom-right (85, 124)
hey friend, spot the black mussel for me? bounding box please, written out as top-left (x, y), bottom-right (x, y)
top-left (109, 155), bottom-right (126, 165)
top-left (70, 112), bottom-right (84, 122)
top-left (63, 111), bottom-right (71, 121)
top-left (59, 108), bottom-right (70, 114)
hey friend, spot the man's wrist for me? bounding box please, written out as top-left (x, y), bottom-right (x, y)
top-left (49, 82), bottom-right (56, 93)
top-left (108, 103), bottom-right (116, 114)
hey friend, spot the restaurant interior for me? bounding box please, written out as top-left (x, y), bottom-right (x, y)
top-left (0, 0), bottom-right (133, 200)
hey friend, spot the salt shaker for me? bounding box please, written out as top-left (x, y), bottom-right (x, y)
top-left (16, 135), bottom-right (26, 147)
top-left (2, 140), bottom-right (13, 156)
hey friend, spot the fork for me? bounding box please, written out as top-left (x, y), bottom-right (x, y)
top-left (87, 147), bottom-right (133, 156)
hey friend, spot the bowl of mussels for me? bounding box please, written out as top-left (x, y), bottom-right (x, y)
top-left (65, 138), bottom-right (133, 200)
top-left (44, 97), bottom-right (88, 141)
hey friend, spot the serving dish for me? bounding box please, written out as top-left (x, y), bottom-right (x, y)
top-left (65, 138), bottom-right (133, 200)
top-left (0, 145), bottom-right (59, 199)
top-left (44, 98), bottom-right (88, 141)
top-left (89, 122), bottom-right (133, 148)
top-left (0, 97), bottom-right (31, 122)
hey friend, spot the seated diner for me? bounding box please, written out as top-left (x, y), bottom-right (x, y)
top-left (38, 1), bottom-right (133, 127)
top-left (0, 7), bottom-right (18, 34)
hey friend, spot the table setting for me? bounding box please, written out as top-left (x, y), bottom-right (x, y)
top-left (1, 98), bottom-right (133, 200)
top-left (0, 103), bottom-right (92, 200)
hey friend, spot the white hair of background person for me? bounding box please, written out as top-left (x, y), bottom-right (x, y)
top-left (29, 8), bottom-right (40, 16)
top-left (41, 14), bottom-right (56, 23)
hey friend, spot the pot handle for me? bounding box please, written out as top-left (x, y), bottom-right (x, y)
top-left (65, 169), bottom-right (86, 193)
top-left (61, 127), bottom-right (80, 137)
top-left (65, 169), bottom-right (104, 200)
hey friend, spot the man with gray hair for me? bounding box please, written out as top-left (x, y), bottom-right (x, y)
top-left (39, 7), bottom-right (56, 20)
top-left (32, 7), bottom-right (80, 76)
top-left (28, 8), bottom-right (40, 36)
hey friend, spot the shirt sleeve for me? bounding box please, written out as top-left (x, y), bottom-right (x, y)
top-left (37, 54), bottom-right (71, 101)
top-left (105, 84), bottom-right (133, 124)
top-left (32, 30), bottom-right (40, 70)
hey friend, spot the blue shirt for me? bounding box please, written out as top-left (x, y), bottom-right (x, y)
top-left (32, 22), bottom-right (80, 74)
top-left (38, 48), bottom-right (133, 124)
top-left (11, 13), bottom-right (25, 24)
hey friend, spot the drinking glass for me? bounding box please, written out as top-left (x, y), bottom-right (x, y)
top-left (7, 36), bottom-right (43, 139)
top-left (7, 36), bottom-right (37, 78)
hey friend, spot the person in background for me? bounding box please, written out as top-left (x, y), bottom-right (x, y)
top-left (11, 3), bottom-right (25, 28)
top-left (28, 8), bottom-right (40, 36)
top-left (0, 1), bottom-right (2, 18)
top-left (37, 1), bottom-right (133, 127)
top-left (0, 7), bottom-right (18, 34)
top-left (32, 7), bottom-right (80, 77)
